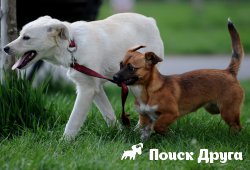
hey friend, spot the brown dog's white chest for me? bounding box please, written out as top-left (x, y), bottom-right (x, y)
top-left (130, 85), bottom-right (159, 121)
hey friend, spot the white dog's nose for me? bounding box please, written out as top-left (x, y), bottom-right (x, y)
top-left (3, 46), bottom-right (10, 54)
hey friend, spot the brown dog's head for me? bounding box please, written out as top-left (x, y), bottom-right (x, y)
top-left (113, 45), bottom-right (162, 85)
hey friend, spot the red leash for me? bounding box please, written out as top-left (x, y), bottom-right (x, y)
top-left (70, 63), bottom-right (130, 127)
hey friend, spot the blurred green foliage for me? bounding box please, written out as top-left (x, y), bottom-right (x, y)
top-left (99, 1), bottom-right (249, 54)
top-left (0, 73), bottom-right (57, 137)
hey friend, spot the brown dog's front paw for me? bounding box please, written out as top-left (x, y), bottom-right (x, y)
top-left (140, 123), bottom-right (153, 141)
top-left (154, 124), bottom-right (167, 135)
top-left (140, 133), bottom-right (150, 141)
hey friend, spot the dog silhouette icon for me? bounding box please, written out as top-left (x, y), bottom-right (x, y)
top-left (121, 143), bottom-right (143, 160)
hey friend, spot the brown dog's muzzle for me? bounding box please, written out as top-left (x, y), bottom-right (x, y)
top-left (113, 73), bottom-right (122, 83)
top-left (113, 69), bottom-right (139, 85)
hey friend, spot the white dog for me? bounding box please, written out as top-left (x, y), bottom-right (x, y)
top-left (4, 13), bottom-right (164, 140)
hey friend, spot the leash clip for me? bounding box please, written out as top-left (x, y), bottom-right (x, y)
top-left (71, 55), bottom-right (77, 67)
top-left (67, 39), bottom-right (77, 53)
top-left (68, 39), bottom-right (77, 67)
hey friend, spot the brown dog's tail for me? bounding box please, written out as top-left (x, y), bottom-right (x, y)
top-left (227, 19), bottom-right (244, 77)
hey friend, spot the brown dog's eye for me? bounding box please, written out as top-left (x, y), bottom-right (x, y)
top-left (127, 63), bottom-right (135, 72)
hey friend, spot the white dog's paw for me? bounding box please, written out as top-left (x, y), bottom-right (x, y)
top-left (62, 129), bottom-right (78, 142)
top-left (60, 134), bottom-right (76, 142)
top-left (110, 120), bottom-right (122, 131)
top-left (106, 118), bottom-right (118, 127)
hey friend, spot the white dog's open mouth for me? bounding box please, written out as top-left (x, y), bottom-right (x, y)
top-left (12, 50), bottom-right (37, 70)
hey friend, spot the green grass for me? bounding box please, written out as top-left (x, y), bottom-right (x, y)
top-left (0, 73), bottom-right (58, 137)
top-left (98, 1), bottom-right (250, 54)
top-left (0, 80), bottom-right (249, 169)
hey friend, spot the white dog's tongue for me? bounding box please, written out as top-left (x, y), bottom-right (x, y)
top-left (12, 57), bottom-right (26, 70)
top-left (11, 51), bottom-right (36, 70)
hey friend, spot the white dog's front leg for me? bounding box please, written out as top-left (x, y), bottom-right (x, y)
top-left (63, 85), bottom-right (95, 140)
top-left (93, 86), bottom-right (116, 126)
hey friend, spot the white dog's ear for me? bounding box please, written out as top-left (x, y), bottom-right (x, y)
top-left (47, 23), bottom-right (69, 40)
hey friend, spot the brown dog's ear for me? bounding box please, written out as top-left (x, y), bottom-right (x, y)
top-left (128, 45), bottom-right (146, 52)
top-left (145, 52), bottom-right (163, 65)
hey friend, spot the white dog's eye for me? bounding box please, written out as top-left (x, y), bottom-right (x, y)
top-left (23, 36), bottom-right (30, 40)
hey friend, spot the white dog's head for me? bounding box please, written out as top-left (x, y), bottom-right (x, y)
top-left (131, 143), bottom-right (143, 155)
top-left (4, 16), bottom-right (70, 70)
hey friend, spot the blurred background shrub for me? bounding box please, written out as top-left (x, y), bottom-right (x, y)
top-left (100, 0), bottom-right (249, 54)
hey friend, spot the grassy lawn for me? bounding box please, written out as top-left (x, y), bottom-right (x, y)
top-left (99, 1), bottom-right (250, 54)
top-left (0, 80), bottom-right (249, 170)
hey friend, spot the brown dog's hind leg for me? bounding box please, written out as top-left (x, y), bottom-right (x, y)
top-left (221, 109), bottom-right (242, 132)
top-left (204, 102), bottom-right (220, 114)
top-left (153, 113), bottom-right (178, 135)
top-left (220, 89), bottom-right (244, 132)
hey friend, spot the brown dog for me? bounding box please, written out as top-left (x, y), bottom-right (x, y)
top-left (113, 20), bottom-right (244, 140)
